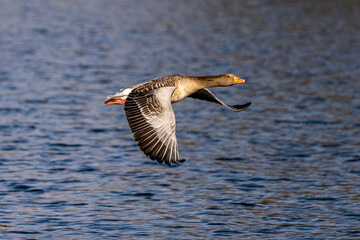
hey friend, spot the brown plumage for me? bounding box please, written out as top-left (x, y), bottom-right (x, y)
top-left (105, 73), bottom-right (251, 166)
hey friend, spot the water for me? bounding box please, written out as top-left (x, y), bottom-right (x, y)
top-left (1, 0), bottom-right (360, 239)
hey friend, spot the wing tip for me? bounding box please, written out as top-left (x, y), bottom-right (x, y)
top-left (165, 158), bottom-right (186, 167)
top-left (232, 102), bottom-right (251, 111)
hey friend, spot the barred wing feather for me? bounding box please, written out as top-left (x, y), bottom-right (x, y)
top-left (124, 87), bottom-right (179, 166)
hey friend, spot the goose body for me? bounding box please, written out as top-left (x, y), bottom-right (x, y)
top-left (105, 73), bottom-right (251, 166)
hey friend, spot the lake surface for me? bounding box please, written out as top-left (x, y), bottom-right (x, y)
top-left (1, 0), bottom-right (359, 239)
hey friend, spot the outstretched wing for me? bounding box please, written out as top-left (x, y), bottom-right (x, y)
top-left (188, 88), bottom-right (251, 112)
top-left (124, 87), bottom-right (180, 166)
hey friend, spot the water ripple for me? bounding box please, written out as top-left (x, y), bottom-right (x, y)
top-left (0, 0), bottom-right (359, 239)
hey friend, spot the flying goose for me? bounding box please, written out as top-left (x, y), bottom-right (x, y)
top-left (105, 73), bottom-right (251, 166)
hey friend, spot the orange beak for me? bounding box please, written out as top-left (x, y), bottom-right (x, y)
top-left (233, 76), bottom-right (245, 84)
top-left (105, 99), bottom-right (126, 105)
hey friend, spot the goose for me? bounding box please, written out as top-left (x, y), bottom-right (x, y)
top-left (105, 73), bottom-right (251, 166)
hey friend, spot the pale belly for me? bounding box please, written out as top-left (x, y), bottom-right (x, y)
top-left (171, 82), bottom-right (200, 103)
top-left (170, 89), bottom-right (186, 103)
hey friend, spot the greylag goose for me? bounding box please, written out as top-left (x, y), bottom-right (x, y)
top-left (105, 73), bottom-right (251, 166)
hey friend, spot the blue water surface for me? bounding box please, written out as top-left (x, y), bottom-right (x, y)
top-left (1, 0), bottom-right (360, 239)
